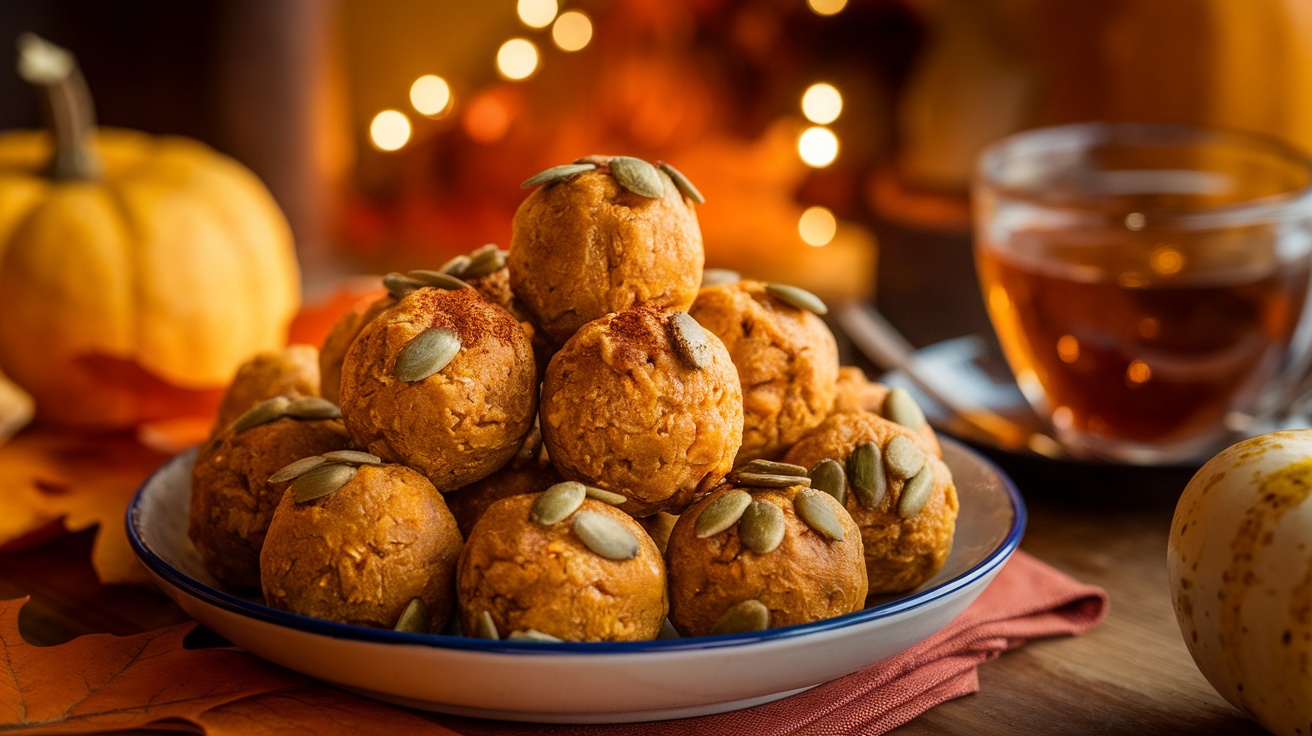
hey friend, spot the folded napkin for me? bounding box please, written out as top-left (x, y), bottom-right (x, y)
top-left (441, 550), bottom-right (1108, 736)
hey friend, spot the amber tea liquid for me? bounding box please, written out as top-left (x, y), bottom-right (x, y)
top-left (978, 232), bottom-right (1312, 456)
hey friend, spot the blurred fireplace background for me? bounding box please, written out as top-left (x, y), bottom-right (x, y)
top-left (4, 0), bottom-right (1310, 345)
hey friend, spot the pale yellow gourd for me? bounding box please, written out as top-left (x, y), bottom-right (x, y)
top-left (0, 35), bottom-right (300, 427)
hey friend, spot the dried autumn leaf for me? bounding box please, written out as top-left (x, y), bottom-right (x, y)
top-left (0, 597), bottom-right (458, 734)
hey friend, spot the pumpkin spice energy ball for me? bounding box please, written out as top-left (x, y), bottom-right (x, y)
top-left (189, 396), bottom-right (351, 590)
top-left (832, 366), bottom-right (941, 456)
top-left (213, 344), bottom-right (321, 431)
top-left (784, 411), bottom-right (958, 595)
top-left (665, 478), bottom-right (867, 637)
top-left (456, 484), bottom-right (667, 642)
top-left (689, 280), bottom-right (840, 462)
top-left (260, 459), bottom-right (463, 632)
top-left (541, 305), bottom-right (743, 517)
top-left (509, 156), bottom-right (705, 345)
top-left (338, 285), bottom-right (538, 492)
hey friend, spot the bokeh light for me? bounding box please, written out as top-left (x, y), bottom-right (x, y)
top-left (552, 10), bottom-right (593, 51)
top-left (798, 206), bottom-right (837, 246)
top-left (808, 0), bottom-right (848, 15)
top-left (369, 110), bottom-right (411, 151)
top-left (497, 38), bottom-right (540, 81)
top-left (802, 83), bottom-right (843, 124)
top-left (410, 75), bottom-right (452, 117)
top-left (798, 126), bottom-right (839, 167)
top-left (518, 0), bottom-right (558, 29)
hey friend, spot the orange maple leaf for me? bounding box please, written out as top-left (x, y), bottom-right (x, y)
top-left (0, 597), bottom-right (458, 735)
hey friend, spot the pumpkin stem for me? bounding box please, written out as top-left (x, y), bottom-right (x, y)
top-left (15, 33), bottom-right (101, 181)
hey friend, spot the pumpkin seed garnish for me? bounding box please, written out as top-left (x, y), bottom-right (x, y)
top-left (794, 488), bottom-right (845, 541)
top-left (739, 459), bottom-right (809, 478)
top-left (669, 311), bottom-right (712, 369)
top-left (848, 442), bottom-right (886, 509)
top-left (507, 629), bottom-right (563, 643)
top-left (610, 156), bottom-right (664, 198)
top-left (461, 245), bottom-right (507, 280)
top-left (809, 458), bottom-right (848, 506)
top-left (383, 271), bottom-right (424, 298)
top-left (285, 396), bottom-right (342, 421)
top-left (290, 462), bottom-right (358, 503)
top-left (899, 466), bottom-right (935, 518)
top-left (711, 599), bottom-right (770, 635)
top-left (731, 472), bottom-right (812, 489)
top-left (531, 481), bottom-right (587, 526)
top-left (439, 254), bottom-right (471, 277)
top-left (883, 387), bottom-right (927, 430)
top-left (406, 269), bottom-right (471, 291)
top-left (572, 511), bottom-right (640, 560)
top-left (657, 162), bottom-right (705, 204)
top-left (884, 435), bottom-right (925, 480)
top-left (394, 327), bottom-right (461, 382)
top-left (765, 283), bottom-right (828, 316)
top-left (695, 489), bottom-right (753, 538)
top-left (584, 485), bottom-right (628, 506)
top-left (739, 500), bottom-right (786, 554)
top-left (320, 450), bottom-right (382, 466)
top-left (229, 396), bottom-right (292, 434)
top-left (474, 610), bottom-right (500, 640)
top-left (268, 455), bottom-right (328, 484)
top-left (393, 597), bottom-right (429, 633)
top-left (521, 163), bottom-right (597, 189)
top-left (701, 268), bottom-right (741, 287)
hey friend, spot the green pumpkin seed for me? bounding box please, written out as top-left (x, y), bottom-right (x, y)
top-left (507, 629), bottom-right (563, 643)
top-left (572, 511), bottom-right (640, 560)
top-left (711, 599), bottom-right (770, 635)
top-left (383, 271), bottom-right (424, 298)
top-left (394, 327), bottom-right (461, 382)
top-left (658, 162), bottom-right (705, 204)
top-left (229, 396), bottom-right (291, 434)
top-left (285, 397), bottom-right (342, 421)
top-left (320, 450), bottom-right (382, 466)
top-left (461, 246), bottom-right (507, 280)
top-left (393, 597), bottom-right (429, 633)
top-left (765, 283), bottom-right (828, 316)
top-left (731, 472), bottom-right (811, 489)
top-left (406, 270), bottom-right (471, 291)
top-left (474, 610), bottom-right (500, 640)
top-left (695, 489), bottom-right (753, 538)
top-left (268, 455), bottom-right (327, 484)
top-left (439, 254), bottom-right (471, 277)
top-left (531, 481), bottom-right (587, 525)
top-left (848, 442), bottom-right (887, 510)
top-left (521, 163), bottom-right (597, 188)
top-left (808, 458), bottom-right (848, 506)
top-left (884, 435), bottom-right (925, 480)
top-left (899, 465), bottom-right (935, 518)
top-left (739, 501), bottom-right (785, 554)
top-left (883, 387), bottom-right (927, 430)
top-left (701, 269), bottom-right (741, 287)
top-left (610, 156), bottom-right (664, 198)
top-left (739, 459), bottom-right (809, 477)
top-left (584, 485), bottom-right (628, 506)
top-left (670, 311), bottom-right (712, 369)
top-left (794, 488), bottom-right (845, 542)
top-left (290, 463), bottom-right (357, 503)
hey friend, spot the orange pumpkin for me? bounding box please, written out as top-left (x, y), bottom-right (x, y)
top-left (0, 35), bottom-right (301, 428)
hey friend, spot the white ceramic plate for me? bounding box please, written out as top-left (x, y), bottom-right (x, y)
top-left (126, 436), bottom-right (1024, 724)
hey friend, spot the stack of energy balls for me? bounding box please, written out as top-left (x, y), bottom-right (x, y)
top-left (187, 155), bottom-right (959, 642)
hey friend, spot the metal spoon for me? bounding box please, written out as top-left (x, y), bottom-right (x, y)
top-left (834, 302), bottom-right (1067, 460)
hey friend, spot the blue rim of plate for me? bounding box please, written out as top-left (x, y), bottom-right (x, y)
top-left (126, 436), bottom-right (1026, 655)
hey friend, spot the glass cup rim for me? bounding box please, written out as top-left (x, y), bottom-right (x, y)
top-left (975, 121), bottom-right (1312, 230)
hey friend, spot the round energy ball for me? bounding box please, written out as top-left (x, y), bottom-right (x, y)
top-left (319, 291), bottom-right (395, 405)
top-left (213, 344), bottom-right (321, 431)
top-left (832, 366), bottom-right (941, 456)
top-left (665, 482), bottom-right (867, 637)
top-left (456, 489), bottom-right (667, 642)
top-left (540, 305), bottom-right (743, 517)
top-left (261, 462), bottom-right (463, 632)
top-left (189, 401), bottom-right (351, 591)
top-left (509, 157), bottom-right (704, 345)
top-left (689, 280), bottom-right (839, 462)
top-left (784, 411), bottom-right (958, 595)
top-left (338, 286), bottom-right (538, 492)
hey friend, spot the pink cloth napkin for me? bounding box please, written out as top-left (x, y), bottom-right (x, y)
top-left (438, 550), bottom-right (1108, 735)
